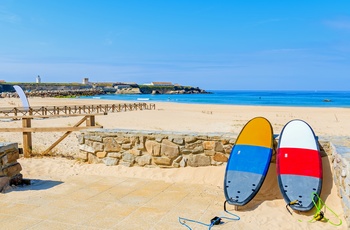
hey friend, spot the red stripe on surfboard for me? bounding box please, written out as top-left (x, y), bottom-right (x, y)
top-left (277, 147), bottom-right (322, 178)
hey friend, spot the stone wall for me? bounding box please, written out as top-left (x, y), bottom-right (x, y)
top-left (330, 142), bottom-right (350, 226)
top-left (78, 129), bottom-right (235, 167)
top-left (0, 143), bottom-right (22, 192)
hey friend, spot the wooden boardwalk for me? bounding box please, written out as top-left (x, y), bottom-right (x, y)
top-left (0, 103), bottom-right (156, 157)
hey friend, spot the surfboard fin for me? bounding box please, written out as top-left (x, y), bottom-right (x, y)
top-left (286, 200), bottom-right (300, 215)
top-left (289, 200), bottom-right (299, 205)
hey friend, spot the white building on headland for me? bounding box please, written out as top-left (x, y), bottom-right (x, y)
top-left (36, 75), bottom-right (41, 83)
top-left (150, 82), bottom-right (173, 86)
top-left (82, 78), bottom-right (89, 84)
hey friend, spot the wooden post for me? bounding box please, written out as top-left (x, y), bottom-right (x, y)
top-left (22, 118), bottom-right (32, 157)
top-left (86, 115), bottom-right (95, 127)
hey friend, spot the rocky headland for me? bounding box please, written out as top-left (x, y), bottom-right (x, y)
top-left (0, 82), bottom-right (210, 98)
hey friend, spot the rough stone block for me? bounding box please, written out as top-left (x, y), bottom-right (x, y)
top-left (203, 141), bottom-right (224, 152)
top-left (204, 150), bottom-right (215, 156)
top-left (136, 143), bottom-right (145, 150)
top-left (185, 136), bottom-right (197, 143)
top-left (197, 135), bottom-right (208, 140)
top-left (172, 137), bottom-right (184, 145)
top-left (179, 157), bottom-right (187, 167)
top-left (185, 141), bottom-right (203, 150)
top-left (203, 141), bottom-right (215, 150)
top-left (0, 143), bottom-right (18, 158)
top-left (0, 169), bottom-right (6, 177)
top-left (173, 156), bottom-right (183, 163)
top-left (213, 153), bottom-right (228, 162)
top-left (224, 145), bottom-right (233, 154)
top-left (122, 152), bottom-right (135, 163)
top-left (214, 142), bottom-right (224, 152)
top-left (122, 144), bottom-right (132, 150)
top-left (153, 156), bottom-right (171, 166)
top-left (221, 139), bottom-right (229, 145)
top-left (138, 136), bottom-right (146, 144)
top-left (102, 157), bottom-right (119, 166)
top-left (93, 142), bottom-right (104, 152)
top-left (104, 137), bottom-right (121, 152)
top-left (88, 153), bottom-right (101, 164)
top-left (188, 155), bottom-right (211, 167)
top-left (1, 150), bottom-right (19, 165)
top-left (0, 176), bottom-right (10, 192)
top-left (79, 144), bottom-right (95, 153)
top-left (78, 134), bottom-right (85, 144)
top-left (130, 136), bottom-right (139, 145)
top-left (86, 134), bottom-right (103, 142)
top-left (145, 140), bottom-right (161, 156)
top-left (130, 149), bottom-right (141, 156)
top-left (96, 151), bottom-right (107, 158)
top-left (116, 136), bottom-right (130, 144)
top-left (192, 146), bottom-right (204, 154)
top-left (161, 139), bottom-right (179, 159)
top-left (137, 154), bottom-right (152, 166)
top-left (172, 156), bottom-right (183, 168)
top-left (107, 152), bottom-right (122, 158)
top-left (2, 163), bottom-right (22, 177)
top-left (179, 147), bottom-right (192, 154)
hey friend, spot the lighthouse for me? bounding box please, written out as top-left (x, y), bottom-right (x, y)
top-left (36, 75), bottom-right (41, 83)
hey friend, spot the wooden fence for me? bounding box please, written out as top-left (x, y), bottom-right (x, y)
top-left (0, 103), bottom-right (156, 117)
top-left (0, 103), bottom-right (156, 157)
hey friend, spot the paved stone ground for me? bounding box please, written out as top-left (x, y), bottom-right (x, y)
top-left (0, 175), bottom-right (240, 230)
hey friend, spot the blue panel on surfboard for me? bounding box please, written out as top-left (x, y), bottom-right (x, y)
top-left (227, 145), bottom-right (272, 175)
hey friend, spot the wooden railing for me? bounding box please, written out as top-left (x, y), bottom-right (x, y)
top-left (0, 103), bottom-right (156, 157)
top-left (0, 103), bottom-right (156, 117)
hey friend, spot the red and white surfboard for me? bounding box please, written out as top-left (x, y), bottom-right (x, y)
top-left (277, 119), bottom-right (322, 211)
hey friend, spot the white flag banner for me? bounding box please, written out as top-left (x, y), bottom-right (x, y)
top-left (13, 85), bottom-right (30, 110)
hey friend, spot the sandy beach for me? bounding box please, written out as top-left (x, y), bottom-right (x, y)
top-left (0, 97), bottom-right (348, 154)
top-left (0, 96), bottom-right (348, 229)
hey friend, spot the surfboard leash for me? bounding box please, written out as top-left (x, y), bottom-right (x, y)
top-left (285, 193), bottom-right (342, 226)
top-left (309, 192), bottom-right (342, 226)
top-left (178, 200), bottom-right (240, 229)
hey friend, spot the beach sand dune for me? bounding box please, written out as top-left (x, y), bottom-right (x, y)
top-left (0, 97), bottom-right (348, 229)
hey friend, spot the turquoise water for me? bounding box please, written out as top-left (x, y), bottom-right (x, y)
top-left (83, 90), bottom-right (350, 108)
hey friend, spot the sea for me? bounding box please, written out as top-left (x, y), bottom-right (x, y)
top-left (84, 90), bottom-right (350, 108)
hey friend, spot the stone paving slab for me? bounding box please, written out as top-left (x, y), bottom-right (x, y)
top-left (0, 175), bottom-right (238, 230)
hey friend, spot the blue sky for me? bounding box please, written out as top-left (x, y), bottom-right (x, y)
top-left (0, 1), bottom-right (350, 90)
